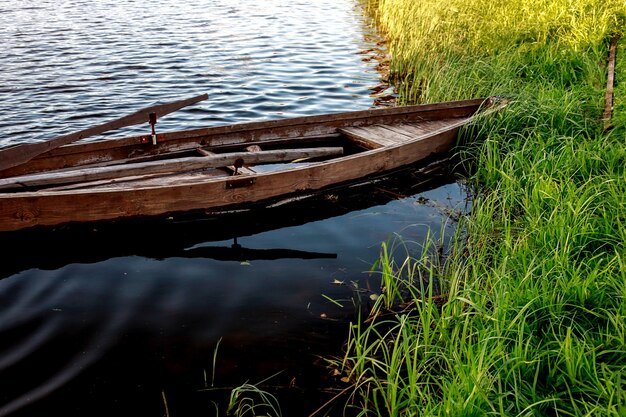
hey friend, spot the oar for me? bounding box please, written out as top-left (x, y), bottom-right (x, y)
top-left (0, 93), bottom-right (209, 172)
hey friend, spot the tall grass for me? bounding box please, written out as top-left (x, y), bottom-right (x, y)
top-left (367, 0), bottom-right (625, 104)
top-left (337, 0), bottom-right (626, 415)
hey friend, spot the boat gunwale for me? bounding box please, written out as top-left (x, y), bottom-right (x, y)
top-left (0, 97), bottom-right (498, 231)
top-left (20, 97), bottom-right (489, 157)
top-left (0, 114), bottom-right (473, 197)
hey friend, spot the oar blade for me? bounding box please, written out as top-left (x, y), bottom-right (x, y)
top-left (0, 93), bottom-right (209, 172)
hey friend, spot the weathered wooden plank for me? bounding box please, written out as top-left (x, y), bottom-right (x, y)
top-left (365, 126), bottom-right (412, 144)
top-left (381, 122), bottom-right (450, 138)
top-left (0, 133), bottom-right (342, 179)
top-left (0, 147), bottom-right (343, 191)
top-left (338, 127), bottom-right (384, 149)
top-left (378, 124), bottom-right (415, 138)
top-left (45, 168), bottom-right (232, 192)
top-left (45, 169), bottom-right (227, 191)
top-left (339, 125), bottom-right (408, 148)
top-left (397, 121), bottom-right (451, 137)
top-left (0, 93), bottom-right (208, 172)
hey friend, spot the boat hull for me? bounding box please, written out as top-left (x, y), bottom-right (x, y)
top-left (0, 98), bottom-right (495, 231)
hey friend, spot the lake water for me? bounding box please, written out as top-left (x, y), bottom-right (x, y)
top-left (0, 1), bottom-right (468, 416)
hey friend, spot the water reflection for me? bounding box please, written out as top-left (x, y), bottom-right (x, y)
top-left (1, 163), bottom-right (458, 277)
top-left (0, 163), bottom-right (468, 416)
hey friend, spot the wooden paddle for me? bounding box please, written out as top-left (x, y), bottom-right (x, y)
top-left (0, 93), bottom-right (209, 172)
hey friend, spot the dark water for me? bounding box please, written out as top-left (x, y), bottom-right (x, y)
top-left (0, 1), bottom-right (468, 416)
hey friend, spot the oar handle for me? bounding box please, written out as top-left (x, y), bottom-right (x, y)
top-left (0, 93), bottom-right (209, 172)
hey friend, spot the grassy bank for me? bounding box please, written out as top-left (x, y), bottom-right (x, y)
top-left (337, 0), bottom-right (626, 415)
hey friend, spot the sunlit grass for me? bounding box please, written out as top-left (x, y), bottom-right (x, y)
top-left (337, 0), bottom-right (626, 415)
top-left (367, 0), bottom-right (625, 105)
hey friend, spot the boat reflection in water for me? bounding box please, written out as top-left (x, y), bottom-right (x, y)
top-left (1, 159), bottom-right (455, 277)
top-left (0, 160), bottom-right (467, 417)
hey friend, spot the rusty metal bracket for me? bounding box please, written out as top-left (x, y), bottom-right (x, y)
top-left (225, 177), bottom-right (256, 189)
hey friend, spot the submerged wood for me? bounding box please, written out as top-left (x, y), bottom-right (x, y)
top-left (0, 97), bottom-right (500, 232)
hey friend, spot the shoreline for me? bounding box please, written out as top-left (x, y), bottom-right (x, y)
top-left (335, 0), bottom-right (626, 415)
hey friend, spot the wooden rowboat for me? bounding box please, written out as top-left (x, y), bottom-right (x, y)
top-left (0, 96), bottom-right (500, 232)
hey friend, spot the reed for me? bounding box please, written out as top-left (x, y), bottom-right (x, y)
top-left (226, 383), bottom-right (281, 417)
top-left (336, 0), bottom-right (626, 415)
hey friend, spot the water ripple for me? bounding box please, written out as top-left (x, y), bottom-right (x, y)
top-left (0, 0), bottom-right (384, 146)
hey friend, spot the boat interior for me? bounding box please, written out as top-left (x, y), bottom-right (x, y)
top-left (0, 117), bottom-right (462, 193)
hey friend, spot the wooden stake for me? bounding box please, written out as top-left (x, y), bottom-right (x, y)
top-left (603, 33), bottom-right (619, 132)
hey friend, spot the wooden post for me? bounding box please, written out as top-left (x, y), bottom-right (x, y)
top-left (603, 33), bottom-right (619, 132)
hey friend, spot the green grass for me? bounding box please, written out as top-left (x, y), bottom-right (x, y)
top-left (367, 0), bottom-right (624, 105)
top-left (334, 0), bottom-right (626, 415)
top-left (226, 383), bottom-right (281, 417)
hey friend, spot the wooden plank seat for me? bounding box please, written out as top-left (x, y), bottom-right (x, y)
top-left (339, 120), bottom-right (454, 149)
